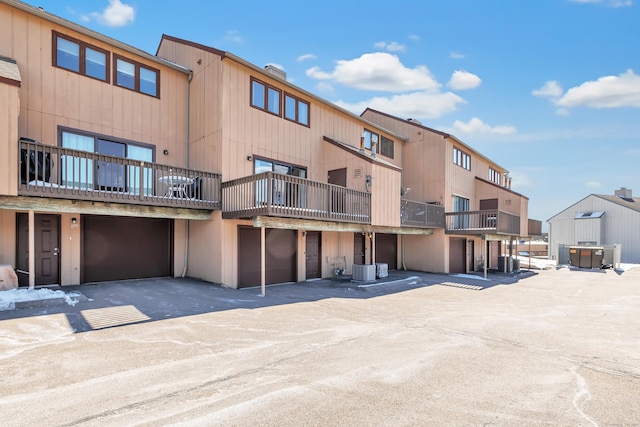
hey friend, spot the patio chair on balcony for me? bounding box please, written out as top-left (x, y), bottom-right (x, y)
top-left (186, 176), bottom-right (202, 200)
top-left (20, 137), bottom-right (52, 185)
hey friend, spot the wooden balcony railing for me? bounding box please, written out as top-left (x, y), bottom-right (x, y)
top-left (445, 209), bottom-right (521, 235)
top-left (18, 139), bottom-right (221, 209)
top-left (222, 171), bottom-right (371, 224)
top-left (401, 200), bottom-right (445, 228)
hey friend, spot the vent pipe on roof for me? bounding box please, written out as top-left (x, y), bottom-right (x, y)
top-left (264, 64), bottom-right (286, 80)
top-left (615, 187), bottom-right (632, 199)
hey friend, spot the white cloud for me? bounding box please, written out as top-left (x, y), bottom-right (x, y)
top-left (409, 34), bottom-right (421, 41)
top-left (450, 52), bottom-right (465, 60)
top-left (532, 80), bottom-right (563, 97)
top-left (315, 81), bottom-right (335, 95)
top-left (586, 180), bottom-right (604, 188)
top-left (373, 41), bottom-right (406, 52)
top-left (223, 30), bottom-right (244, 44)
top-left (297, 54), bottom-right (317, 62)
top-left (447, 70), bottom-right (482, 90)
top-left (452, 117), bottom-right (517, 135)
top-left (555, 69), bottom-right (640, 108)
top-left (569, 0), bottom-right (633, 7)
top-left (88, 0), bottom-right (135, 27)
top-left (335, 91), bottom-right (465, 120)
top-left (306, 52), bottom-right (440, 92)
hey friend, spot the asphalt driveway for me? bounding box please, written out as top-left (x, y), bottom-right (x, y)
top-left (1, 267), bottom-right (639, 426)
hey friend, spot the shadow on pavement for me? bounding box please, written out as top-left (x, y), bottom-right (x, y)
top-left (0, 270), bottom-right (537, 333)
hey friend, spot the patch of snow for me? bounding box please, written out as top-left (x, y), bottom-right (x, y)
top-left (0, 288), bottom-right (80, 311)
top-left (618, 263), bottom-right (640, 272)
top-left (516, 256), bottom-right (557, 270)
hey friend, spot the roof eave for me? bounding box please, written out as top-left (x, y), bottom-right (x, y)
top-left (1, 0), bottom-right (191, 75)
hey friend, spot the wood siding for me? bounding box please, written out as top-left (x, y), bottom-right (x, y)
top-left (0, 79), bottom-right (20, 196)
top-left (0, 4), bottom-right (189, 166)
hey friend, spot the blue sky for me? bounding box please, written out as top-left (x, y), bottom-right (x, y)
top-left (25, 0), bottom-right (640, 229)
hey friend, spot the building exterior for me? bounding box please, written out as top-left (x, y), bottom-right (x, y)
top-left (548, 187), bottom-right (640, 264)
top-left (0, 0), bottom-right (538, 290)
top-left (361, 109), bottom-right (540, 274)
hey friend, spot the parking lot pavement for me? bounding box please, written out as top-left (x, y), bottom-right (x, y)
top-left (0, 269), bottom-right (530, 328)
top-left (1, 267), bottom-right (639, 426)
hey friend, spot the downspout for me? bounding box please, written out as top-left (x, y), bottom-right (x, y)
top-left (181, 70), bottom-right (193, 277)
top-left (401, 139), bottom-right (407, 270)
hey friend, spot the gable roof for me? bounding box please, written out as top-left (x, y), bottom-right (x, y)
top-left (157, 35), bottom-right (407, 143)
top-left (1, 0), bottom-right (190, 75)
top-left (594, 194), bottom-right (640, 213)
top-left (547, 193), bottom-right (640, 222)
top-left (323, 136), bottom-right (402, 172)
top-left (361, 108), bottom-right (508, 173)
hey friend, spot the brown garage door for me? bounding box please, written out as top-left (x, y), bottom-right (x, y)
top-left (238, 227), bottom-right (297, 288)
top-left (82, 215), bottom-right (173, 283)
top-left (376, 233), bottom-right (397, 270)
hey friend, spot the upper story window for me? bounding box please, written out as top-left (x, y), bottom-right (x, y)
top-left (53, 31), bottom-right (110, 82)
top-left (489, 167), bottom-right (501, 185)
top-left (453, 147), bottom-right (471, 171)
top-left (114, 54), bottom-right (160, 97)
top-left (251, 78), bottom-right (281, 116)
top-left (284, 93), bottom-right (310, 126)
top-left (380, 135), bottom-right (394, 159)
top-left (362, 129), bottom-right (378, 151)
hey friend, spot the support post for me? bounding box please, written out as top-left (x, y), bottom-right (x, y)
top-left (28, 210), bottom-right (35, 289)
top-left (260, 226), bottom-right (266, 297)
top-left (483, 238), bottom-right (488, 279)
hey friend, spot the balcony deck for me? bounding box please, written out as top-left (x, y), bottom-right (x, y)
top-left (401, 200), bottom-right (445, 229)
top-left (222, 172), bottom-right (371, 224)
top-left (17, 139), bottom-right (221, 210)
top-left (445, 209), bottom-right (521, 235)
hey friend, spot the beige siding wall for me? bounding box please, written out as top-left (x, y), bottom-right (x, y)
top-left (370, 164), bottom-right (401, 227)
top-left (0, 5), bottom-right (191, 285)
top-left (0, 81), bottom-right (20, 196)
top-left (403, 230), bottom-right (447, 272)
top-left (157, 39), bottom-right (224, 174)
top-left (0, 210), bottom-right (16, 266)
top-left (0, 5), bottom-right (188, 164)
top-left (475, 179), bottom-right (526, 216)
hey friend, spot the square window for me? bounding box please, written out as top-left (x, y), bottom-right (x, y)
top-left (298, 101), bottom-right (309, 125)
top-left (140, 67), bottom-right (157, 96)
top-left (285, 95), bottom-right (296, 121)
top-left (116, 58), bottom-right (135, 90)
top-left (85, 47), bottom-right (106, 80)
top-left (267, 87), bottom-right (280, 114)
top-left (252, 80), bottom-right (265, 109)
top-left (56, 37), bottom-right (80, 72)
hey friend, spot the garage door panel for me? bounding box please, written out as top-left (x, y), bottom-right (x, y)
top-left (82, 216), bottom-right (172, 283)
top-left (238, 227), bottom-right (297, 288)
